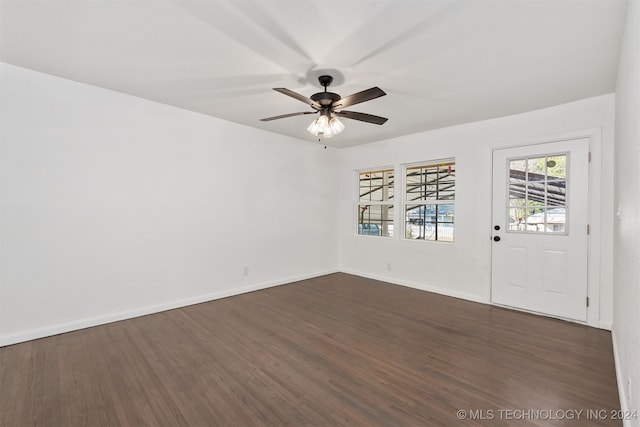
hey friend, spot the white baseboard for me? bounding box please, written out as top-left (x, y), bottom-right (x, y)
top-left (0, 269), bottom-right (613, 347)
top-left (0, 268), bottom-right (339, 347)
top-left (612, 329), bottom-right (633, 427)
top-left (599, 320), bottom-right (613, 330)
top-left (339, 268), bottom-right (485, 304)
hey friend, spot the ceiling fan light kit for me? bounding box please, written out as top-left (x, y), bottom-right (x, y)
top-left (306, 110), bottom-right (345, 138)
top-left (260, 74), bottom-right (388, 139)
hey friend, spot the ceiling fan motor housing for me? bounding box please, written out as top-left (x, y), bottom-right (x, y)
top-left (311, 91), bottom-right (341, 107)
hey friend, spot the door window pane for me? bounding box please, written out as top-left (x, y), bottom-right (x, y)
top-left (546, 155), bottom-right (567, 180)
top-left (526, 157), bottom-right (546, 181)
top-left (546, 180), bottom-right (566, 206)
top-left (507, 154), bottom-right (568, 234)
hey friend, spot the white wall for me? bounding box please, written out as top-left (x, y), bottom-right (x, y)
top-left (613, 0), bottom-right (640, 423)
top-left (0, 60), bottom-right (620, 349)
top-left (338, 94), bottom-right (615, 329)
top-left (0, 63), bottom-right (339, 346)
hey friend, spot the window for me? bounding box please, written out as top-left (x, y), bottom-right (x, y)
top-left (507, 153), bottom-right (567, 234)
top-left (358, 169), bottom-right (394, 237)
top-left (404, 160), bottom-right (455, 242)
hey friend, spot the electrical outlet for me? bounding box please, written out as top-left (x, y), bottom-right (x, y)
top-left (243, 267), bottom-right (249, 276)
top-left (386, 262), bottom-right (392, 271)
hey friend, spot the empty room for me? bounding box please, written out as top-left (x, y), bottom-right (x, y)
top-left (1, 0), bottom-right (639, 426)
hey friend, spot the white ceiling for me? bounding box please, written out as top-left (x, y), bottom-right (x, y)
top-left (0, 0), bottom-right (628, 147)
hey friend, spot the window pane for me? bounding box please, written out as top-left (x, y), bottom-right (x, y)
top-left (509, 207), bottom-right (527, 231)
top-left (509, 159), bottom-right (526, 200)
top-left (405, 204), bottom-right (426, 227)
top-left (436, 223), bottom-right (454, 242)
top-left (544, 207), bottom-right (566, 233)
top-left (509, 197), bottom-right (527, 208)
top-left (359, 169), bottom-right (393, 202)
top-left (405, 203), bottom-right (454, 241)
top-left (527, 157), bottom-right (546, 181)
top-left (405, 166), bottom-right (426, 201)
top-left (510, 159), bottom-right (527, 173)
top-left (358, 204), bottom-right (393, 237)
top-left (546, 179), bottom-right (566, 206)
top-left (406, 162), bottom-right (455, 202)
top-left (524, 206), bottom-right (546, 232)
top-left (547, 155), bottom-right (567, 180)
top-left (526, 180), bottom-right (546, 207)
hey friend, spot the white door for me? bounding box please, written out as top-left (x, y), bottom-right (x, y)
top-left (491, 139), bottom-right (589, 321)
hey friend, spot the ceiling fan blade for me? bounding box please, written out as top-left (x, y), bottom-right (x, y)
top-left (333, 87), bottom-right (386, 109)
top-left (273, 88), bottom-right (321, 109)
top-left (260, 111), bottom-right (316, 122)
top-left (335, 110), bottom-right (388, 125)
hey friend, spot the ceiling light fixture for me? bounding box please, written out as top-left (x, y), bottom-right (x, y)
top-left (260, 74), bottom-right (388, 140)
top-left (307, 110), bottom-right (345, 138)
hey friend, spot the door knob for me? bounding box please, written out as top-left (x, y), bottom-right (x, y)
top-left (493, 236), bottom-right (501, 242)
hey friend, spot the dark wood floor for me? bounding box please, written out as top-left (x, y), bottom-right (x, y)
top-left (0, 273), bottom-right (620, 426)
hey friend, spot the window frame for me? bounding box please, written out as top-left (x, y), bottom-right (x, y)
top-left (355, 166), bottom-right (395, 238)
top-left (402, 158), bottom-right (456, 243)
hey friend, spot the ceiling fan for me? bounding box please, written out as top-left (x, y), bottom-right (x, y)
top-left (260, 75), bottom-right (388, 138)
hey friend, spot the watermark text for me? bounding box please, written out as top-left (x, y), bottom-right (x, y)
top-left (456, 408), bottom-right (638, 422)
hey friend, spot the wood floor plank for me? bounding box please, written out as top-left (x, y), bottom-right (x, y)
top-left (0, 273), bottom-right (620, 426)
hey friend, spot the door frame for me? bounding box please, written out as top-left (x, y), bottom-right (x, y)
top-left (487, 127), bottom-right (605, 329)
